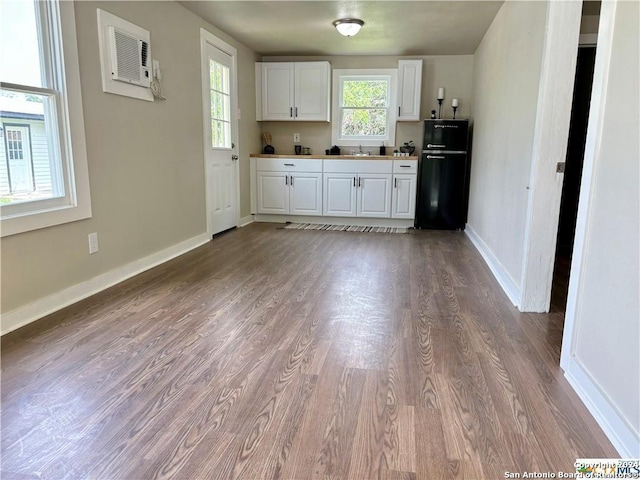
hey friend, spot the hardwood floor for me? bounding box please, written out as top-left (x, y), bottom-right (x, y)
top-left (1, 223), bottom-right (617, 479)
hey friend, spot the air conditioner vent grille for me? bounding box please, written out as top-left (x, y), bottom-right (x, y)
top-left (141, 41), bottom-right (148, 67)
top-left (114, 29), bottom-right (141, 83)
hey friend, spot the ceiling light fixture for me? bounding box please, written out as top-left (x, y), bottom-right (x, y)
top-left (333, 18), bottom-right (364, 38)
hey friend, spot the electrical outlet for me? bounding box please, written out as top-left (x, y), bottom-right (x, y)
top-left (152, 59), bottom-right (161, 80)
top-left (88, 232), bottom-right (99, 254)
top-left (293, 133), bottom-right (300, 143)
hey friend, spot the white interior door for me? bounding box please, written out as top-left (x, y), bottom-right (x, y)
top-left (202, 35), bottom-right (238, 236)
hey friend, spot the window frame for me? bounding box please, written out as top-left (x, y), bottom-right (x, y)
top-left (209, 59), bottom-right (232, 150)
top-left (0, 0), bottom-right (91, 237)
top-left (331, 69), bottom-right (398, 148)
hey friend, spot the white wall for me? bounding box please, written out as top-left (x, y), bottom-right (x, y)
top-left (465, 0), bottom-right (548, 304)
top-left (562, 0), bottom-right (639, 457)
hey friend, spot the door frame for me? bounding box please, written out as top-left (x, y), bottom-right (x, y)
top-left (200, 28), bottom-right (240, 237)
top-left (518, 1), bottom-right (583, 312)
top-left (560, 1), bottom-right (615, 368)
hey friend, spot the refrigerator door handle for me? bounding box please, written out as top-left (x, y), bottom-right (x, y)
top-left (426, 155), bottom-right (446, 159)
top-left (427, 143), bottom-right (446, 148)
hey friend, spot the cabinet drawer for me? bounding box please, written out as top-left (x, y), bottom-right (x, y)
top-left (324, 159), bottom-right (392, 174)
top-left (393, 159), bottom-right (418, 174)
top-left (257, 158), bottom-right (322, 172)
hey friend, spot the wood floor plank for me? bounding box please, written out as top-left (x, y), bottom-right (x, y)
top-left (1, 224), bottom-right (618, 479)
top-left (347, 369), bottom-right (389, 479)
top-left (383, 404), bottom-right (416, 473)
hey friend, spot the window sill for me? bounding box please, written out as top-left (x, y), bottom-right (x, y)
top-left (1, 201), bottom-right (92, 237)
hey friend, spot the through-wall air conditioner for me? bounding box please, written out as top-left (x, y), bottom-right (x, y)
top-left (108, 26), bottom-right (150, 87)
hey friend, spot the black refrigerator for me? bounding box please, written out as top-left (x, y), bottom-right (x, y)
top-left (415, 119), bottom-right (470, 230)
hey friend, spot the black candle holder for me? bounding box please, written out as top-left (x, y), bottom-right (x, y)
top-left (452, 106), bottom-right (458, 119)
top-left (437, 99), bottom-right (443, 119)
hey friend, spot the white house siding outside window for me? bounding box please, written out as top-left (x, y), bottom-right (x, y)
top-left (0, 0), bottom-right (90, 236)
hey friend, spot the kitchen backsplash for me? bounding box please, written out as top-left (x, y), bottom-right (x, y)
top-left (259, 122), bottom-right (426, 156)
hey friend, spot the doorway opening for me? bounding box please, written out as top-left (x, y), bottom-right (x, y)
top-left (550, 44), bottom-right (597, 312)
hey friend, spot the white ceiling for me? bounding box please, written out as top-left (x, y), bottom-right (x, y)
top-left (179, 1), bottom-right (505, 56)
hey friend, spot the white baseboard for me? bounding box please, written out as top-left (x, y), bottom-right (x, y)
top-left (1, 233), bottom-right (211, 336)
top-left (239, 214), bottom-right (254, 227)
top-left (564, 358), bottom-right (640, 458)
top-left (465, 223), bottom-right (521, 307)
top-left (253, 214), bottom-right (415, 228)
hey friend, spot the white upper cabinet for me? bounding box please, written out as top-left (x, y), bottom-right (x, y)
top-left (259, 63), bottom-right (295, 121)
top-left (257, 61), bottom-right (331, 122)
top-left (397, 59), bottom-right (423, 121)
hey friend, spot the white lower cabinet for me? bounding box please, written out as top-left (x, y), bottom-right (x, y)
top-left (357, 174), bottom-right (392, 218)
top-left (391, 174), bottom-right (417, 219)
top-left (323, 173), bottom-right (357, 216)
top-left (257, 172), bottom-right (288, 214)
top-left (391, 159), bottom-right (418, 219)
top-left (255, 157), bottom-right (417, 223)
top-left (289, 173), bottom-right (322, 215)
top-left (323, 160), bottom-right (393, 218)
top-left (323, 173), bottom-right (392, 218)
top-left (257, 159), bottom-right (322, 216)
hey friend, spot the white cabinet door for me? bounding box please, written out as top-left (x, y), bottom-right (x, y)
top-left (323, 173), bottom-right (357, 217)
top-left (257, 172), bottom-right (289, 214)
top-left (357, 174), bottom-right (392, 218)
top-left (261, 63), bottom-right (295, 121)
top-left (397, 59), bottom-right (422, 121)
top-left (290, 172), bottom-right (323, 216)
top-left (392, 174), bottom-right (417, 219)
top-left (295, 62), bottom-right (330, 122)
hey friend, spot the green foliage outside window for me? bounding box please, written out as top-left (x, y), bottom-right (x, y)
top-left (341, 80), bottom-right (388, 137)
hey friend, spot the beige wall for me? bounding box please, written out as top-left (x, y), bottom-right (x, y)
top-left (0, 1), bottom-right (261, 320)
top-left (570, 0), bottom-right (639, 446)
top-left (466, 0), bottom-right (548, 289)
top-left (259, 55), bottom-right (474, 155)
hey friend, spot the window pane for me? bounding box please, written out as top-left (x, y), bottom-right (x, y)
top-left (211, 119), bottom-right (231, 149)
top-left (209, 60), bottom-right (230, 95)
top-left (342, 80), bottom-right (388, 108)
top-left (0, 1), bottom-right (43, 87)
top-left (341, 108), bottom-right (387, 137)
top-left (210, 91), bottom-right (230, 122)
top-left (0, 89), bottom-right (63, 204)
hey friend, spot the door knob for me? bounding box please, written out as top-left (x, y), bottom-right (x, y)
top-left (231, 155), bottom-right (239, 161)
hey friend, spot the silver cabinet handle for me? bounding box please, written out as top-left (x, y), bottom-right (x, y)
top-left (284, 163), bottom-right (295, 166)
top-left (358, 177), bottom-right (361, 188)
top-left (290, 107), bottom-right (293, 118)
top-left (426, 155), bottom-right (446, 159)
top-left (398, 106), bottom-right (401, 116)
top-left (295, 107), bottom-right (298, 117)
top-left (394, 178), bottom-right (397, 188)
top-left (285, 175), bottom-right (288, 186)
top-left (399, 164), bottom-right (411, 168)
top-left (353, 177), bottom-right (356, 187)
top-left (427, 144), bottom-right (446, 148)
top-left (290, 175), bottom-right (294, 186)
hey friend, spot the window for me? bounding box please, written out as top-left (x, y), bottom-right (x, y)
top-left (0, 0), bottom-right (90, 236)
top-left (209, 60), bottom-right (231, 149)
top-left (331, 69), bottom-right (398, 148)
